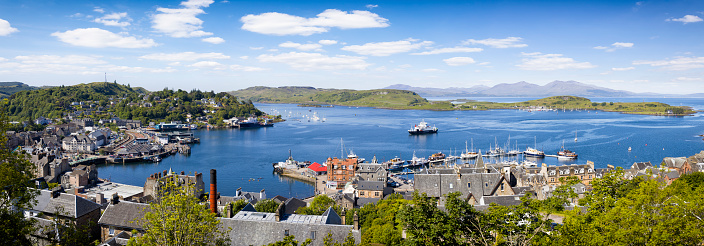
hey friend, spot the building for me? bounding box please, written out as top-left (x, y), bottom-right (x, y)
top-left (307, 162), bottom-right (327, 176)
top-left (97, 198), bottom-right (150, 243)
top-left (143, 170), bottom-right (205, 201)
top-left (62, 135), bottom-right (97, 153)
top-left (326, 157), bottom-right (358, 189)
top-left (218, 202), bottom-right (360, 246)
top-left (356, 181), bottom-right (392, 199)
top-left (662, 157), bottom-right (692, 176)
top-left (26, 189), bottom-right (102, 241)
top-left (356, 161), bottom-right (387, 182)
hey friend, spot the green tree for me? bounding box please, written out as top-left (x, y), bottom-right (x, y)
top-left (295, 195), bottom-right (340, 215)
top-left (231, 199), bottom-right (248, 214)
top-left (128, 178), bottom-right (230, 246)
top-left (267, 235), bottom-right (311, 246)
top-left (0, 100), bottom-right (38, 246)
top-left (254, 199), bottom-right (279, 213)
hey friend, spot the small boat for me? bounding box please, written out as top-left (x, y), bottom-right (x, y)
top-left (428, 152), bottom-right (446, 165)
top-left (407, 151), bottom-right (429, 167)
top-left (408, 120), bottom-right (438, 135)
top-left (520, 160), bottom-right (538, 167)
top-left (628, 147), bottom-right (632, 152)
top-left (384, 157), bottom-right (404, 169)
top-left (557, 140), bottom-right (577, 159)
top-left (461, 140), bottom-right (479, 159)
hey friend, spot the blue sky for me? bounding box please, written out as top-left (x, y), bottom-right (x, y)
top-left (0, 0), bottom-right (702, 94)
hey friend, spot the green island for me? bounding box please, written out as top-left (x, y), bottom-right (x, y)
top-left (230, 86), bottom-right (696, 116)
top-left (6, 82), bottom-right (265, 129)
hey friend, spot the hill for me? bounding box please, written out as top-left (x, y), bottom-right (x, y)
top-left (229, 86), bottom-right (448, 109)
top-left (0, 82), bottom-right (43, 98)
top-left (384, 81), bottom-right (641, 97)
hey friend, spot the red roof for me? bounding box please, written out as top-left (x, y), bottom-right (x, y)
top-left (308, 162), bottom-right (327, 172)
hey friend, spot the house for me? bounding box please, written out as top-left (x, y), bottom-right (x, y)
top-left (26, 189), bottom-right (102, 241)
top-left (307, 162), bottom-right (327, 176)
top-left (35, 116), bottom-right (52, 125)
top-left (143, 171), bottom-right (205, 201)
top-left (356, 161), bottom-right (387, 182)
top-left (662, 157), bottom-right (692, 175)
top-left (326, 157), bottom-right (358, 189)
top-left (61, 164), bottom-right (99, 189)
top-left (356, 181), bottom-right (392, 199)
top-left (62, 135), bottom-right (97, 153)
top-left (218, 202), bottom-right (360, 246)
top-left (97, 198), bottom-right (150, 242)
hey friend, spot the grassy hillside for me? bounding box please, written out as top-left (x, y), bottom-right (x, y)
top-left (455, 96), bottom-right (695, 115)
top-left (0, 82), bottom-right (43, 98)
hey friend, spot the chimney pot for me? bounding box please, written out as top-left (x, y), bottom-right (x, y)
top-left (353, 211), bottom-right (359, 230)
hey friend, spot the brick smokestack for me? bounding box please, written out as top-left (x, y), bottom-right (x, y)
top-left (210, 169), bottom-right (217, 214)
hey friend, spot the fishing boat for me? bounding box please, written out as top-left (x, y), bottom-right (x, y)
top-left (557, 140), bottom-right (578, 159)
top-left (461, 140), bottom-right (479, 159)
top-left (428, 152), bottom-right (446, 165)
top-left (273, 149), bottom-right (306, 170)
top-left (347, 149), bottom-right (365, 163)
top-left (407, 151), bottom-right (429, 167)
top-left (384, 157), bottom-right (404, 170)
top-left (408, 120), bottom-right (438, 135)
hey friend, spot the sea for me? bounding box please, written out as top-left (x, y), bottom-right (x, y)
top-left (96, 97), bottom-right (704, 198)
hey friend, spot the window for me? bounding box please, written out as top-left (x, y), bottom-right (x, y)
top-left (109, 226), bottom-right (115, 236)
top-left (375, 192), bottom-right (380, 197)
top-left (467, 183), bottom-right (471, 188)
top-left (485, 182), bottom-right (488, 187)
top-left (449, 183), bottom-right (453, 189)
top-left (500, 183), bottom-right (504, 191)
top-left (360, 191), bottom-right (365, 196)
top-left (434, 183), bottom-right (438, 187)
top-left (310, 231), bottom-right (317, 240)
top-left (284, 230), bottom-right (289, 236)
top-left (551, 178), bottom-right (554, 182)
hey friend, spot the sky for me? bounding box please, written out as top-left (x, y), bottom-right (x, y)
top-left (0, 0), bottom-right (703, 94)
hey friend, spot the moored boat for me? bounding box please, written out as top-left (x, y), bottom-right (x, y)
top-left (524, 147), bottom-right (545, 158)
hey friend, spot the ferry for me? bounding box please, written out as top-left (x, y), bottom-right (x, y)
top-left (408, 120), bottom-right (438, 135)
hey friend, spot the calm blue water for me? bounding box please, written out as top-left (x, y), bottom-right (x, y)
top-left (97, 100), bottom-right (704, 198)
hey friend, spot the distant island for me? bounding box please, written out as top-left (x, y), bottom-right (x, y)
top-left (229, 86), bottom-right (695, 116)
top-left (384, 80), bottom-right (704, 98)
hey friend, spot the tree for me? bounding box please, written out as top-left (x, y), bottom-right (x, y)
top-left (231, 199), bottom-right (248, 214)
top-left (128, 178), bottom-right (230, 246)
top-left (267, 235), bottom-right (311, 246)
top-left (295, 195), bottom-right (340, 215)
top-left (254, 199), bottom-right (279, 213)
top-left (0, 100), bottom-right (38, 246)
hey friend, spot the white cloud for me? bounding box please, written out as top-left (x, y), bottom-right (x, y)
top-left (443, 57), bottom-right (476, 66)
top-left (0, 19), bottom-right (19, 36)
top-left (239, 56), bottom-right (249, 60)
top-left (140, 52), bottom-right (230, 62)
top-left (593, 46), bottom-right (608, 50)
top-left (366, 4), bottom-right (378, 9)
top-left (517, 52), bottom-right (596, 71)
top-left (0, 55), bottom-right (173, 75)
top-left (667, 15), bottom-right (703, 24)
top-left (230, 64), bottom-right (267, 71)
top-left (188, 61), bottom-right (226, 70)
top-left (319, 39), bottom-right (338, 45)
top-left (51, 28), bottom-right (157, 48)
top-left (411, 47), bottom-right (483, 55)
top-left (422, 68), bottom-right (443, 72)
top-left (94, 12), bottom-right (131, 27)
top-left (342, 38), bottom-right (433, 56)
top-left (612, 67), bottom-right (635, 71)
top-left (202, 37), bottom-right (225, 44)
top-left (257, 52), bottom-right (370, 70)
top-left (241, 9), bottom-right (389, 36)
top-left (250, 47), bottom-right (264, 50)
top-left (15, 55), bottom-right (107, 64)
top-left (478, 62), bottom-right (490, 66)
top-left (676, 77), bottom-right (703, 81)
top-left (463, 37), bottom-right (527, 48)
top-left (152, 0), bottom-right (214, 38)
top-left (612, 42), bottom-right (634, 48)
top-left (633, 56), bottom-right (704, 70)
top-left (279, 41), bottom-right (322, 51)
top-left (93, 7), bottom-right (105, 13)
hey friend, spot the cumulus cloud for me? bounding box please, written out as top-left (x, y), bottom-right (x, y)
top-left (15, 55), bottom-right (107, 64)
top-left (516, 52), bottom-right (596, 71)
top-left (188, 61), bottom-right (226, 70)
top-left (0, 19), bottom-right (19, 36)
top-left (52, 28), bottom-right (157, 48)
top-left (139, 52), bottom-right (229, 62)
top-left (463, 37), bottom-right (527, 48)
top-left (93, 7), bottom-right (105, 13)
top-left (411, 47), bottom-right (483, 55)
top-left (278, 41), bottom-right (323, 51)
top-left (202, 37), bottom-right (225, 44)
top-left (0, 54), bottom-right (173, 75)
top-left (319, 39), bottom-right (338, 45)
top-left (443, 57), bottom-right (476, 66)
top-left (667, 15), bottom-right (703, 23)
top-left (257, 52), bottom-right (369, 70)
top-left (250, 47), bottom-right (264, 50)
top-left (633, 56), bottom-right (704, 70)
top-left (230, 64), bottom-right (267, 71)
top-left (595, 42), bottom-right (634, 52)
top-left (152, 0), bottom-right (215, 38)
top-left (342, 38), bottom-right (432, 56)
top-left (241, 9), bottom-right (389, 36)
top-left (612, 67), bottom-right (635, 71)
top-left (94, 12), bottom-right (131, 27)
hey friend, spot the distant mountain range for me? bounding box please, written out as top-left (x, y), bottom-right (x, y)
top-left (384, 81), bottom-right (696, 98)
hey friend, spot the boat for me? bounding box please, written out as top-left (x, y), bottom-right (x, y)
top-left (384, 157), bottom-right (404, 170)
top-left (408, 120), bottom-right (438, 135)
top-left (259, 119), bottom-right (274, 127)
top-left (520, 160), bottom-right (538, 167)
top-left (461, 140), bottom-right (479, 159)
top-left (557, 140), bottom-right (578, 159)
top-left (628, 146), bottom-right (632, 152)
top-left (524, 136), bottom-right (545, 157)
top-left (347, 149), bottom-right (365, 163)
top-left (407, 151), bottom-right (429, 167)
top-left (238, 117), bottom-right (260, 128)
top-left (428, 152), bottom-right (446, 165)
top-left (273, 149), bottom-right (306, 170)
top-left (574, 130), bottom-right (578, 142)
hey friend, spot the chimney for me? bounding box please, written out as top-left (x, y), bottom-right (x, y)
top-left (353, 211), bottom-right (359, 230)
top-left (163, 170), bottom-right (167, 177)
top-left (210, 169), bottom-right (217, 214)
top-left (341, 209), bottom-right (346, 225)
top-left (111, 193), bottom-right (119, 205)
top-left (275, 202), bottom-right (285, 222)
top-left (260, 189), bottom-right (266, 200)
top-left (96, 193), bottom-right (104, 205)
top-left (226, 202), bottom-right (233, 218)
top-left (236, 187), bottom-right (242, 197)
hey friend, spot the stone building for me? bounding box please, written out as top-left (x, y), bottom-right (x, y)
top-left (97, 198), bottom-right (150, 242)
top-left (326, 157), bottom-right (358, 189)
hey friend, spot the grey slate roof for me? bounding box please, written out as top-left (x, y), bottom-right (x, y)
top-left (357, 181), bottom-right (386, 191)
top-left (98, 201), bottom-right (150, 230)
top-left (482, 195), bottom-right (523, 207)
top-left (356, 198), bottom-right (380, 207)
top-left (284, 198), bottom-right (307, 214)
top-left (30, 189), bottom-right (101, 218)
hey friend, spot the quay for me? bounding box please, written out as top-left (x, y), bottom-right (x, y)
top-left (275, 167), bottom-right (316, 184)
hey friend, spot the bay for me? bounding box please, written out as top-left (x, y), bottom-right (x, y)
top-left (97, 100), bottom-right (704, 199)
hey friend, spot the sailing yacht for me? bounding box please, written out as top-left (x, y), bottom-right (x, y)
top-left (461, 139), bottom-right (479, 159)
